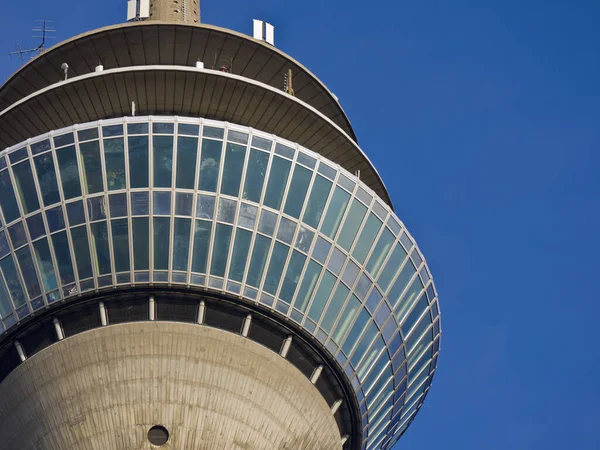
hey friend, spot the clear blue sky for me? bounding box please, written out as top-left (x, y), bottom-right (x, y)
top-left (1, 1), bottom-right (599, 449)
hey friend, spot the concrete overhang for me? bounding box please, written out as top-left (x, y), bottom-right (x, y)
top-left (0, 22), bottom-right (356, 141)
top-left (0, 65), bottom-right (393, 208)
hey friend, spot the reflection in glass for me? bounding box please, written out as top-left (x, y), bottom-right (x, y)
top-left (394, 272), bottom-right (424, 320)
top-left (90, 221), bottom-right (112, 274)
top-left (132, 217), bottom-right (150, 270)
top-left (377, 243), bottom-right (408, 293)
top-left (279, 250), bottom-right (306, 302)
top-left (388, 260), bottom-right (417, 307)
top-left (366, 229), bottom-right (394, 278)
top-left (341, 307), bottom-right (369, 354)
top-left (27, 214), bottom-right (45, 240)
top-left (0, 170), bottom-right (21, 223)
top-left (153, 136), bottom-right (173, 188)
top-left (176, 136), bottom-right (198, 189)
top-left (0, 232), bottom-right (9, 259)
top-left (276, 217), bottom-right (296, 244)
top-left (0, 256), bottom-right (26, 307)
top-left (16, 247), bottom-right (42, 298)
top-left (56, 146), bottom-right (82, 199)
top-left (198, 139), bottom-right (222, 192)
top-left (217, 198), bottom-right (237, 224)
top-left (111, 219), bottom-right (130, 272)
top-left (352, 214), bottom-right (382, 263)
top-left (153, 217), bottom-right (171, 270)
top-left (321, 282), bottom-right (350, 333)
top-left (153, 191), bottom-right (171, 215)
top-left (284, 164), bottom-right (312, 218)
top-left (51, 231), bottom-right (75, 284)
top-left (33, 153), bottom-right (61, 207)
top-left (258, 210), bottom-right (277, 236)
top-left (303, 176), bottom-right (333, 230)
top-left (263, 242), bottom-right (289, 294)
top-left (246, 234), bottom-right (271, 287)
top-left (0, 276), bottom-right (13, 317)
top-left (210, 223), bottom-right (232, 277)
top-left (308, 270), bottom-right (336, 321)
top-left (238, 203), bottom-right (257, 229)
top-left (295, 226), bottom-right (314, 253)
top-left (175, 192), bottom-right (193, 216)
top-left (221, 143), bottom-right (246, 196)
top-left (12, 161), bottom-right (40, 214)
top-left (243, 149), bottom-right (269, 202)
top-left (401, 293), bottom-right (428, 337)
top-left (228, 228), bottom-right (252, 282)
top-left (128, 135), bottom-right (149, 188)
top-left (196, 195), bottom-right (215, 220)
top-left (263, 156), bottom-right (291, 210)
top-left (295, 260), bottom-right (322, 312)
top-left (104, 138), bottom-right (126, 190)
top-left (71, 226), bottom-right (93, 279)
top-left (321, 187), bottom-right (350, 238)
top-left (80, 141), bottom-right (104, 194)
top-left (66, 201), bottom-right (86, 225)
top-left (9, 222), bottom-right (27, 249)
top-left (87, 196), bottom-right (107, 221)
top-left (191, 220), bottom-right (211, 273)
top-left (338, 200), bottom-right (367, 251)
top-left (109, 193), bottom-right (128, 218)
top-left (172, 218), bottom-right (191, 271)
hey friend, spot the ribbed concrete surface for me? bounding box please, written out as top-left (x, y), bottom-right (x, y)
top-left (149, 0), bottom-right (200, 23)
top-left (0, 323), bottom-right (341, 450)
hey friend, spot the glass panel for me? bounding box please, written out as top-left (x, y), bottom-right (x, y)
top-left (338, 200), bottom-right (367, 251)
top-left (128, 123), bottom-right (148, 135)
top-left (153, 191), bottom-right (171, 215)
top-left (31, 139), bottom-right (51, 155)
top-left (263, 156), bottom-right (291, 210)
top-left (251, 136), bottom-right (271, 150)
top-left (9, 222), bottom-right (27, 248)
top-left (153, 122), bottom-right (174, 134)
top-left (172, 218), bottom-right (191, 271)
top-left (27, 214), bottom-right (45, 240)
top-left (227, 130), bottom-right (248, 145)
top-left (263, 242), bottom-right (289, 294)
top-left (132, 217), bottom-right (150, 270)
top-left (203, 126), bottom-right (224, 139)
top-left (191, 220), bottom-right (211, 273)
top-left (111, 219), bottom-right (130, 273)
top-left (175, 192), bottom-right (193, 216)
top-left (87, 196), bottom-right (107, 221)
top-left (220, 143), bottom-right (246, 197)
top-left (294, 260), bottom-right (322, 312)
top-left (33, 153), bottom-right (61, 206)
top-left (366, 229), bottom-right (395, 278)
top-left (242, 148), bottom-right (269, 203)
top-left (210, 223), bottom-right (232, 277)
top-left (104, 138), bottom-right (126, 190)
top-left (217, 198), bottom-right (237, 224)
top-left (12, 161), bottom-right (40, 214)
top-left (302, 175), bottom-right (332, 229)
top-left (176, 136), bottom-right (198, 189)
top-left (16, 247), bottom-right (42, 298)
top-left (321, 187), bottom-right (350, 238)
top-left (51, 231), bottom-right (75, 284)
top-left (0, 170), bottom-right (21, 223)
top-left (109, 193), bottom-right (128, 218)
top-left (258, 210), bottom-right (277, 236)
top-left (388, 260), bottom-right (417, 306)
top-left (297, 152), bottom-right (316, 169)
top-left (71, 226), bottom-right (93, 279)
top-left (66, 201), bottom-right (86, 225)
top-left (198, 138), bottom-right (222, 192)
top-left (246, 234), bottom-right (271, 287)
top-left (312, 237), bottom-right (331, 264)
top-left (79, 141), bottom-right (104, 194)
top-left (131, 192), bottom-right (149, 215)
top-left (350, 322), bottom-right (379, 369)
top-left (321, 282), bottom-right (350, 333)
top-left (90, 221), bottom-right (111, 275)
top-left (228, 228), bottom-right (252, 282)
top-left (238, 203), bottom-right (258, 229)
top-left (0, 232), bottom-right (9, 259)
top-left (274, 143), bottom-right (294, 159)
top-left (401, 293), bottom-right (429, 337)
top-left (153, 217), bottom-right (171, 270)
top-left (283, 164), bottom-right (312, 218)
top-left (276, 217), bottom-right (296, 244)
top-left (308, 270), bottom-right (336, 321)
top-left (341, 307), bottom-right (369, 354)
top-left (279, 250), bottom-right (306, 302)
top-left (0, 257), bottom-right (27, 307)
top-left (56, 145), bottom-right (81, 199)
top-left (352, 214), bottom-right (382, 263)
top-left (102, 124), bottom-right (123, 137)
top-left (377, 243), bottom-right (408, 292)
top-left (196, 195), bottom-right (215, 220)
top-left (394, 275), bottom-right (424, 321)
top-left (178, 123), bottom-right (199, 136)
top-left (0, 276), bottom-right (13, 317)
top-left (295, 226), bottom-right (314, 253)
top-left (128, 135), bottom-right (149, 188)
top-left (153, 136), bottom-right (173, 187)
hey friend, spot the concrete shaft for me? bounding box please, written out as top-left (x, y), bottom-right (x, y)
top-left (0, 322), bottom-right (342, 450)
top-left (148, 0), bottom-right (200, 23)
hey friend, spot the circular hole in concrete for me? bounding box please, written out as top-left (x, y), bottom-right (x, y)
top-left (148, 425), bottom-right (169, 446)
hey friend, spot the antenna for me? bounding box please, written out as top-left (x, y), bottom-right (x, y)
top-left (9, 20), bottom-right (55, 61)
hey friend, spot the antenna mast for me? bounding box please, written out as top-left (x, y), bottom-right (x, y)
top-left (9, 20), bottom-right (55, 61)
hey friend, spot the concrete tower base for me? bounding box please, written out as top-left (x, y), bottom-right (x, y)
top-left (0, 323), bottom-right (341, 450)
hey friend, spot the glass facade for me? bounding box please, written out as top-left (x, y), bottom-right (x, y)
top-left (0, 117), bottom-right (440, 450)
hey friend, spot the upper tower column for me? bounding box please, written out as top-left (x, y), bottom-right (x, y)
top-left (128, 0), bottom-right (200, 23)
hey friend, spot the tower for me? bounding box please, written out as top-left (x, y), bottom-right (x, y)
top-left (0, 2), bottom-right (441, 450)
